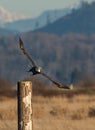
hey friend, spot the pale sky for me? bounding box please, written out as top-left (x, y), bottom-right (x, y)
top-left (0, 0), bottom-right (94, 18)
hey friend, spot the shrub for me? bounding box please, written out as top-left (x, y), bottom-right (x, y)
top-left (88, 107), bottom-right (95, 118)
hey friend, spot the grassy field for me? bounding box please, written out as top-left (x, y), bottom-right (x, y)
top-left (0, 86), bottom-right (95, 130)
top-left (33, 94), bottom-right (95, 130)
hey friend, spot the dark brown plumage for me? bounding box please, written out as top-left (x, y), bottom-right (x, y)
top-left (19, 37), bottom-right (73, 89)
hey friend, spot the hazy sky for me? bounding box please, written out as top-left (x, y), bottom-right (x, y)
top-left (0, 0), bottom-right (94, 18)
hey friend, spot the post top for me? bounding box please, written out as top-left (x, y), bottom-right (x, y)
top-left (18, 81), bottom-right (32, 85)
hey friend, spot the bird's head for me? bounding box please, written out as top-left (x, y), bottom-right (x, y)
top-left (36, 67), bottom-right (42, 73)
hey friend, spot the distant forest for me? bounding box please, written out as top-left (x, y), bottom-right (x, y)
top-left (1, 33), bottom-right (95, 86)
top-left (34, 1), bottom-right (95, 35)
top-left (1, 1), bottom-right (95, 86)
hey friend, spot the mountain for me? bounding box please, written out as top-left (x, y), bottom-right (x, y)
top-left (1, 1), bottom-right (95, 85)
top-left (4, 8), bottom-right (73, 32)
top-left (33, 1), bottom-right (95, 35)
top-left (0, 6), bottom-right (30, 26)
top-left (0, 6), bottom-right (29, 35)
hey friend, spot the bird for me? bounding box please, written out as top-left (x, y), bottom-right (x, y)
top-left (19, 37), bottom-right (73, 89)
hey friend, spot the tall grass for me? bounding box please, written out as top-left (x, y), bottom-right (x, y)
top-left (0, 78), bottom-right (95, 130)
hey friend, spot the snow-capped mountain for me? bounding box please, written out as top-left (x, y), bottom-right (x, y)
top-left (0, 6), bottom-right (29, 26)
top-left (4, 8), bottom-right (72, 32)
top-left (0, 3), bottom-right (80, 32)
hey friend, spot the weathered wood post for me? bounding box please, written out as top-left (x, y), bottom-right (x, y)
top-left (17, 81), bottom-right (32, 130)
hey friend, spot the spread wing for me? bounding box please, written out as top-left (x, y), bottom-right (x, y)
top-left (19, 37), bottom-right (37, 67)
top-left (40, 72), bottom-right (71, 89)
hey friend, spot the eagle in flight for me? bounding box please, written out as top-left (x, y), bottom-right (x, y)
top-left (19, 38), bottom-right (73, 89)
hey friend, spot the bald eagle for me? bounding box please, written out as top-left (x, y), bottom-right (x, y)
top-left (19, 37), bottom-right (73, 89)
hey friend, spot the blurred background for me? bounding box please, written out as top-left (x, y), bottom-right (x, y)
top-left (0, 1), bottom-right (95, 130)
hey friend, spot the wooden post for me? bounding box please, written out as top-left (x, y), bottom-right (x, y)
top-left (17, 81), bottom-right (32, 130)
